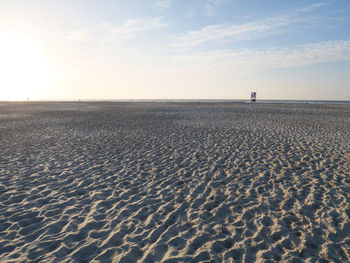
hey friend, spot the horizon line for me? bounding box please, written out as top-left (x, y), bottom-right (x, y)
top-left (1, 99), bottom-right (350, 104)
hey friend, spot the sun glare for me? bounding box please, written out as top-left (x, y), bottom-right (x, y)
top-left (0, 33), bottom-right (50, 101)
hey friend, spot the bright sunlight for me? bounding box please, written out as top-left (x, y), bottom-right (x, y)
top-left (0, 32), bottom-right (50, 101)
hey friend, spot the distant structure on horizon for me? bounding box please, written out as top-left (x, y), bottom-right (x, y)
top-left (251, 92), bottom-right (256, 103)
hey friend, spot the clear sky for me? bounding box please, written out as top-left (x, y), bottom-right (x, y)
top-left (1, 0), bottom-right (349, 101)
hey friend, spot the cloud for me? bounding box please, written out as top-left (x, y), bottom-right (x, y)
top-left (205, 0), bottom-right (230, 17)
top-left (300, 1), bottom-right (329, 12)
top-left (173, 2), bottom-right (329, 49)
top-left (65, 17), bottom-right (167, 43)
top-left (172, 40), bottom-right (350, 76)
top-left (173, 19), bottom-right (284, 49)
top-left (155, 0), bottom-right (172, 10)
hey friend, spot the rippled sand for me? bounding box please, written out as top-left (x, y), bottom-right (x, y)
top-left (0, 101), bottom-right (349, 262)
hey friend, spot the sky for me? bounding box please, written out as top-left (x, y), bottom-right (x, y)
top-left (0, 0), bottom-right (349, 101)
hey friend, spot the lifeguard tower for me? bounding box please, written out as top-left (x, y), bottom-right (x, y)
top-left (251, 92), bottom-right (256, 103)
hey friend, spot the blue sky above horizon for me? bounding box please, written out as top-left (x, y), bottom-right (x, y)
top-left (1, 0), bottom-right (349, 100)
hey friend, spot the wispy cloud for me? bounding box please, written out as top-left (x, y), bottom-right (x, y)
top-left (300, 2), bottom-right (329, 12)
top-left (65, 17), bottom-right (167, 43)
top-left (155, 0), bottom-right (173, 10)
top-left (205, 0), bottom-right (230, 17)
top-left (173, 2), bottom-right (328, 49)
top-left (173, 40), bottom-right (350, 75)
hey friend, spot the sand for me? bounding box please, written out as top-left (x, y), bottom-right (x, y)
top-left (0, 101), bottom-right (349, 262)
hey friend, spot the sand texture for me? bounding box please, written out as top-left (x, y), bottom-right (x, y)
top-left (0, 101), bottom-right (349, 262)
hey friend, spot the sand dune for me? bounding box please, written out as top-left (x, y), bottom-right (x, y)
top-left (0, 101), bottom-right (349, 262)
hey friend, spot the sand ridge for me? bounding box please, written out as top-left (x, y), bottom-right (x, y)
top-left (0, 102), bottom-right (349, 262)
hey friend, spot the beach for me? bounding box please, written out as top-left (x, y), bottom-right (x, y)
top-left (0, 101), bottom-right (349, 262)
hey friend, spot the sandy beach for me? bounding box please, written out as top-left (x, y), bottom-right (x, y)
top-left (0, 101), bottom-right (349, 262)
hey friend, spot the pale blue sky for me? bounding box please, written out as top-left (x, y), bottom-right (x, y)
top-left (0, 0), bottom-right (349, 100)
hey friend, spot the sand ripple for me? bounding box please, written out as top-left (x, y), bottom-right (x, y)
top-left (0, 102), bottom-right (349, 262)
